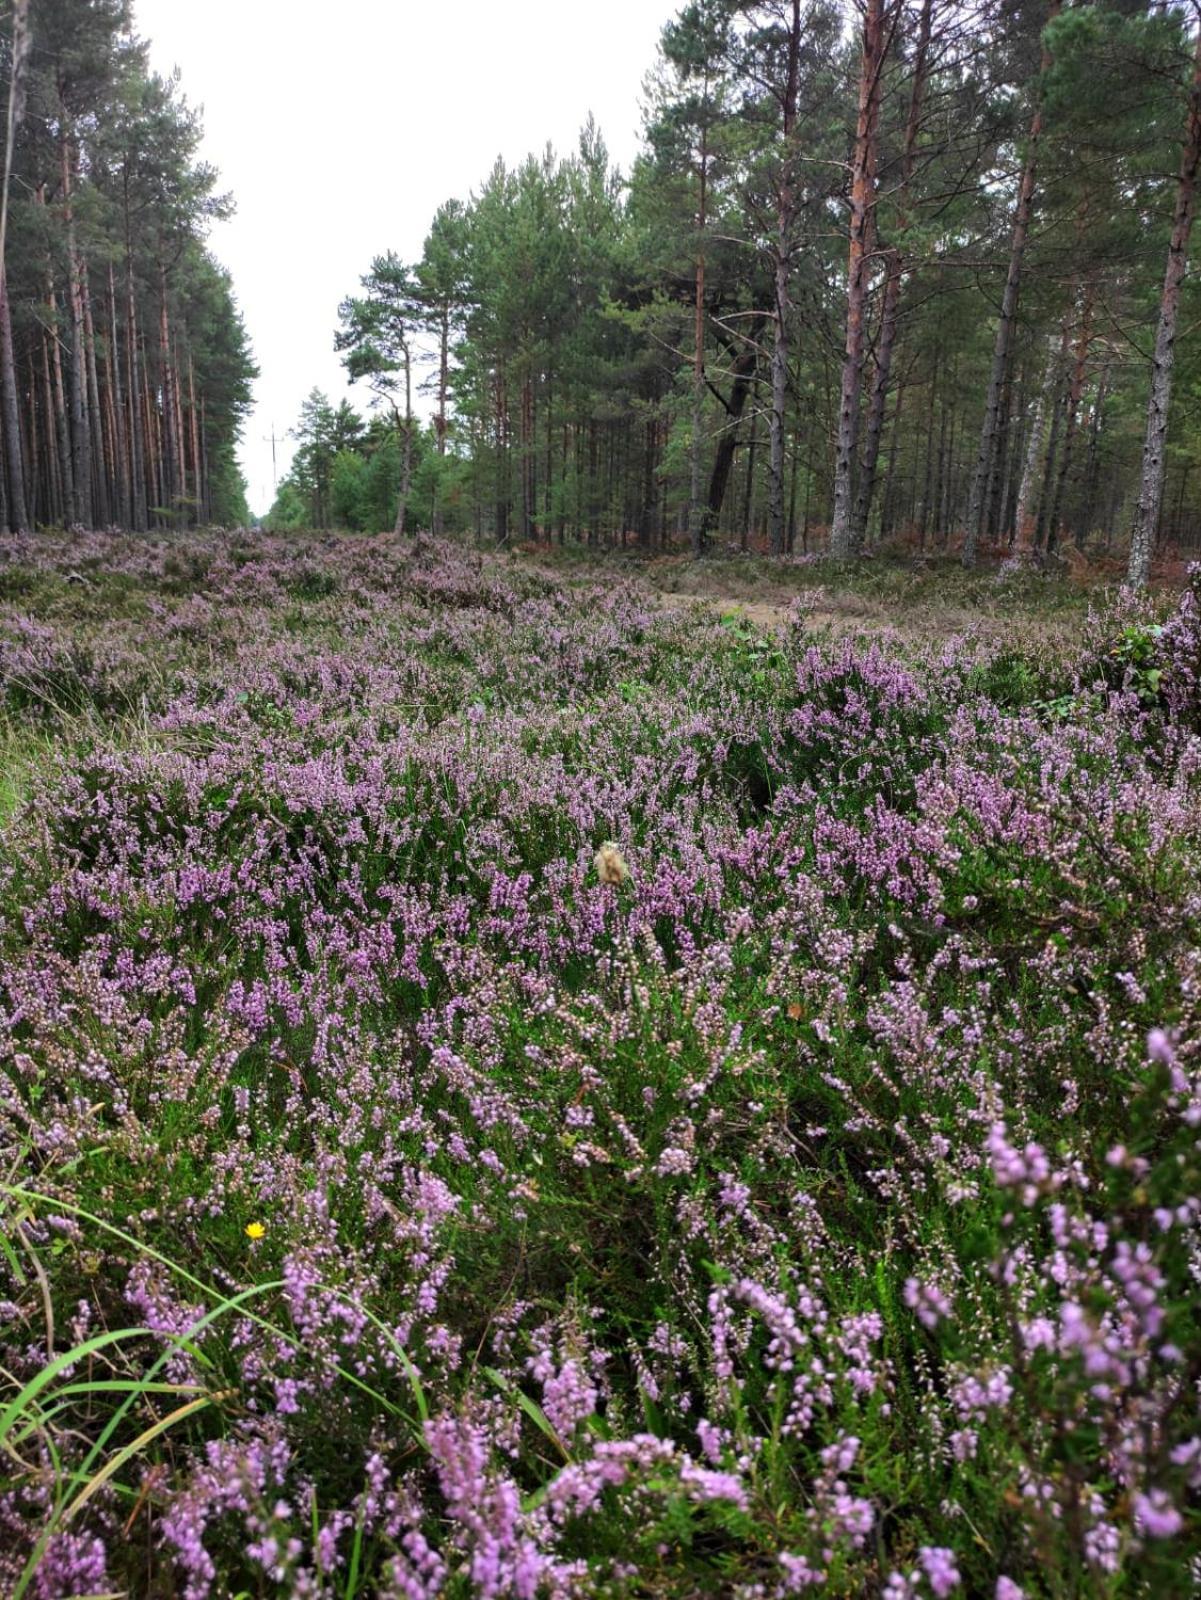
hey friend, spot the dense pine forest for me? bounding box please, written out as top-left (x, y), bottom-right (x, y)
top-left (264, 0), bottom-right (1201, 588)
top-left (0, 0), bottom-right (254, 535)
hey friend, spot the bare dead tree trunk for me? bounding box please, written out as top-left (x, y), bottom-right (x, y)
top-left (1129, 18), bottom-right (1201, 587)
top-left (830, 0), bottom-right (890, 557)
top-left (963, 1), bottom-right (1060, 566)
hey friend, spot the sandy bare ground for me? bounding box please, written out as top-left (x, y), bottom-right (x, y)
top-left (651, 586), bottom-right (1083, 647)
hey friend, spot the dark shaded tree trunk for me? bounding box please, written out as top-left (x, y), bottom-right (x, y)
top-left (742, 397), bottom-right (759, 550)
top-left (82, 267), bottom-right (109, 527)
top-left (0, 279), bottom-right (28, 531)
top-left (105, 265), bottom-right (131, 528)
top-left (963, 1), bottom-right (1059, 566)
top-left (703, 318), bottom-right (765, 534)
top-left (61, 138), bottom-right (92, 527)
top-left (1014, 342), bottom-right (1056, 558)
top-left (158, 263), bottom-right (179, 519)
top-left (1045, 283), bottom-right (1094, 552)
top-left (1035, 374), bottom-right (1065, 555)
top-left (853, 0), bottom-right (931, 548)
top-left (48, 295), bottom-right (75, 522)
top-left (1076, 354), bottom-right (1110, 546)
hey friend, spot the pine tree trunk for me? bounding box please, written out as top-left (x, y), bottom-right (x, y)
top-left (0, 276), bottom-right (28, 531)
top-left (587, 415), bottom-right (598, 546)
top-left (703, 320), bottom-right (765, 534)
top-left (60, 138), bottom-right (92, 527)
top-left (743, 398), bottom-right (759, 551)
top-left (881, 377), bottom-right (906, 544)
top-left (690, 125), bottom-right (709, 557)
top-left (1014, 343), bottom-right (1057, 558)
top-left (1045, 283), bottom-right (1094, 552)
top-left (173, 336), bottom-right (188, 518)
top-left (768, 237), bottom-right (791, 554)
top-left (769, 0), bottom-right (802, 556)
top-left (25, 354), bottom-right (41, 525)
top-left (853, 0), bottom-right (931, 548)
top-left (495, 369), bottom-right (508, 542)
top-left (143, 341), bottom-right (162, 518)
top-left (395, 348), bottom-right (414, 537)
top-left (932, 390), bottom-right (948, 545)
top-left (1034, 378), bottom-right (1064, 555)
top-left (1128, 22), bottom-right (1201, 587)
top-left (639, 417), bottom-right (655, 547)
top-left (158, 264), bottom-right (179, 519)
top-left (518, 373), bottom-right (532, 539)
top-left (81, 266), bottom-right (110, 527)
top-left (963, 2), bottom-right (1059, 566)
top-left (1077, 355), bottom-right (1110, 546)
top-left (830, 0), bottom-right (889, 558)
top-left (991, 364), bottom-right (1017, 544)
top-left (104, 265), bottom-right (130, 528)
top-left (429, 307), bottom-right (450, 536)
top-left (188, 356), bottom-right (204, 524)
top-left (920, 372), bottom-right (937, 546)
top-left (48, 294), bottom-right (74, 523)
top-left (41, 337), bottom-right (63, 523)
top-left (199, 396), bottom-right (210, 525)
top-left (123, 183), bottom-right (148, 530)
top-left (788, 415), bottom-right (800, 551)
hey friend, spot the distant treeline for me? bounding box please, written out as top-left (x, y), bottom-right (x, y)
top-left (273, 0), bottom-right (1201, 585)
top-left (0, 0), bottom-right (255, 533)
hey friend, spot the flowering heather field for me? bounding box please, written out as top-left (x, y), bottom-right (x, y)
top-left (1, 533), bottom-right (1200, 1600)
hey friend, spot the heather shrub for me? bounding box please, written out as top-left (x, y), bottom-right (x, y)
top-left (0, 531), bottom-right (1197, 1598)
top-left (1158, 562), bottom-right (1201, 734)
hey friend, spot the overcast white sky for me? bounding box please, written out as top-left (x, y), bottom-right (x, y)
top-left (132, 0), bottom-right (676, 516)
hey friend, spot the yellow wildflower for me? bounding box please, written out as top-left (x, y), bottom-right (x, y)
top-left (245, 1221), bottom-right (265, 1240)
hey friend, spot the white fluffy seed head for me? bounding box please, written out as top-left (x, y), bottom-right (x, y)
top-left (594, 841), bottom-right (630, 885)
